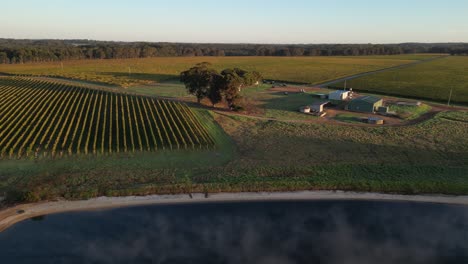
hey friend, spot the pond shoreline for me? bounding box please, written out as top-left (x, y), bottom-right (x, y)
top-left (2, 191), bottom-right (468, 232)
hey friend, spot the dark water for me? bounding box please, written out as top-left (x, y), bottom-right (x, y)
top-left (1, 200), bottom-right (468, 264)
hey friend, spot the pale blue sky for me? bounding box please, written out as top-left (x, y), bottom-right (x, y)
top-left (1, 0), bottom-right (467, 43)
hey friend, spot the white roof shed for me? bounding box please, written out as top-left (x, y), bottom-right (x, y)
top-left (328, 90), bottom-right (350, 101)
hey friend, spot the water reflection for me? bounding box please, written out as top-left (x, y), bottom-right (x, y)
top-left (1, 201), bottom-right (468, 264)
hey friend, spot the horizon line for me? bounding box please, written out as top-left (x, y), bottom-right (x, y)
top-left (1, 38), bottom-right (467, 46)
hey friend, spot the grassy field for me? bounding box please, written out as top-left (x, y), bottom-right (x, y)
top-left (0, 77), bottom-right (214, 159)
top-left (217, 111), bottom-right (467, 167)
top-left (2, 110), bottom-right (467, 202)
top-left (0, 55), bottom-right (438, 87)
top-left (389, 104), bottom-right (432, 120)
top-left (239, 84), bottom-right (326, 120)
top-left (333, 56), bottom-right (468, 104)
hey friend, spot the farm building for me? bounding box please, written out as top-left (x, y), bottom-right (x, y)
top-left (396, 101), bottom-right (422, 107)
top-left (328, 90), bottom-right (350, 101)
top-left (299, 106), bottom-right (311, 113)
top-left (368, 117), bottom-right (384, 125)
top-left (311, 101), bottom-right (329, 113)
top-left (313, 93), bottom-right (328, 99)
top-left (346, 96), bottom-right (383, 113)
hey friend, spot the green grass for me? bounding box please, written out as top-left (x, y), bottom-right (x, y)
top-left (2, 110), bottom-right (467, 202)
top-left (263, 93), bottom-right (321, 120)
top-left (389, 104), bottom-right (432, 120)
top-left (333, 56), bottom-right (468, 103)
top-left (224, 110), bottom-right (467, 168)
top-left (0, 55), bottom-right (438, 87)
top-left (211, 111), bottom-right (468, 196)
top-left (239, 84), bottom-right (328, 120)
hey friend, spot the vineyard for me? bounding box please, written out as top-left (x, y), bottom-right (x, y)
top-left (0, 77), bottom-right (215, 158)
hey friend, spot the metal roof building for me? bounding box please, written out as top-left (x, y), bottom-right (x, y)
top-left (328, 90), bottom-right (350, 101)
top-left (311, 101), bottom-right (329, 113)
top-left (346, 96), bottom-right (383, 113)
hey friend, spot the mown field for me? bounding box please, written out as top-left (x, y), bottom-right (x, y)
top-left (0, 77), bottom-right (214, 159)
top-left (0, 55), bottom-right (438, 87)
top-left (333, 56), bottom-right (468, 104)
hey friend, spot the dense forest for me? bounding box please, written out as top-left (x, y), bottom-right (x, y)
top-left (0, 39), bottom-right (467, 64)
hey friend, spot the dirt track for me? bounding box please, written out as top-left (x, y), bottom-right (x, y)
top-left (3, 191), bottom-right (468, 233)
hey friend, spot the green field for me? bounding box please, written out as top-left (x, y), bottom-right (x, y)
top-left (2, 109), bottom-right (467, 202)
top-left (0, 55), bottom-right (438, 87)
top-left (333, 56), bottom-right (468, 103)
top-left (1, 54), bottom-right (467, 203)
top-left (390, 104), bottom-right (432, 120)
top-left (0, 77), bottom-right (214, 159)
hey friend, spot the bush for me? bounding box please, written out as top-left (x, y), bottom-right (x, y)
top-left (5, 189), bottom-right (41, 203)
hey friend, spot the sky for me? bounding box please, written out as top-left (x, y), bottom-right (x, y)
top-left (1, 0), bottom-right (467, 44)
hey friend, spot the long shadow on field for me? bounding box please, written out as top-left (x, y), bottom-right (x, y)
top-left (261, 92), bottom-right (323, 112)
top-left (99, 72), bottom-right (177, 83)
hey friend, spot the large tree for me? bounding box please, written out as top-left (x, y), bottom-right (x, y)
top-left (219, 69), bottom-right (245, 109)
top-left (180, 64), bottom-right (263, 109)
top-left (208, 74), bottom-right (224, 107)
top-left (180, 62), bottom-right (217, 103)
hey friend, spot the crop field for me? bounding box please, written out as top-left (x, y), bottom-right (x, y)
top-left (0, 77), bottom-right (214, 158)
top-left (0, 55), bottom-right (439, 87)
top-left (333, 56), bottom-right (468, 103)
top-left (3, 110), bottom-right (466, 202)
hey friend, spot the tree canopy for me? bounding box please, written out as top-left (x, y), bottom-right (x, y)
top-left (1, 38), bottom-right (466, 64)
top-left (180, 62), bottom-right (217, 103)
top-left (180, 64), bottom-right (263, 109)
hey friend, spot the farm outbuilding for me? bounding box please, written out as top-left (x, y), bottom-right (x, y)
top-left (311, 101), bottom-right (329, 113)
top-left (328, 90), bottom-right (350, 101)
top-left (299, 106), bottom-right (311, 113)
top-left (396, 101), bottom-right (422, 107)
top-left (346, 96), bottom-right (383, 113)
top-left (378, 106), bottom-right (389, 114)
top-left (313, 93), bottom-right (328, 99)
top-left (368, 117), bottom-right (384, 125)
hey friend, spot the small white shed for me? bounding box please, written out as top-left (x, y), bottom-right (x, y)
top-left (328, 90), bottom-right (350, 101)
top-left (311, 101), bottom-right (329, 113)
top-left (300, 106), bottom-right (311, 113)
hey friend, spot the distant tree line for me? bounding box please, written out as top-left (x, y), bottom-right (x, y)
top-left (1, 39), bottom-right (468, 64)
top-left (180, 63), bottom-right (262, 109)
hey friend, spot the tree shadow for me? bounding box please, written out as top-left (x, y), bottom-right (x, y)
top-left (260, 92), bottom-right (322, 112)
top-left (334, 114), bottom-right (366, 124)
top-left (98, 72), bottom-right (178, 83)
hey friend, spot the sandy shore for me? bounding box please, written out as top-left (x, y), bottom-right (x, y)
top-left (2, 191), bottom-right (468, 232)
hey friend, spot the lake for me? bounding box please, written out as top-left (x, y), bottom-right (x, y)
top-left (1, 200), bottom-right (468, 264)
